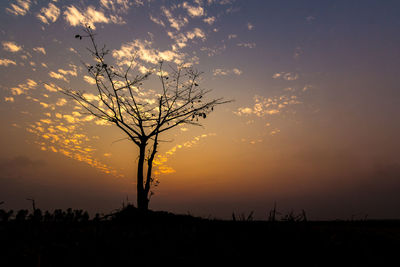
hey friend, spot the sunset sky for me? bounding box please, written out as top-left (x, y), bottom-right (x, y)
top-left (1, 0), bottom-right (400, 220)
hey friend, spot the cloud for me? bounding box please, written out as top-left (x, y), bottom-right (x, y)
top-left (113, 38), bottom-right (185, 65)
top-left (168, 27), bottom-right (205, 51)
top-left (236, 107), bottom-right (253, 115)
top-left (168, 32), bottom-right (188, 49)
top-left (64, 5), bottom-right (114, 29)
top-left (49, 71), bottom-right (67, 81)
top-left (203, 16), bottom-right (215, 25)
top-left (10, 79), bottom-right (37, 95)
top-left (56, 98), bottom-right (67, 106)
top-left (302, 85), bottom-right (312, 91)
top-left (228, 34), bottom-right (237, 39)
top-left (58, 67), bottom-right (77, 77)
top-left (33, 47), bottom-right (46, 55)
top-left (26, 114), bottom-right (122, 177)
top-left (153, 133), bottom-right (216, 175)
top-left (186, 28), bottom-right (206, 40)
top-left (161, 6), bottom-right (188, 31)
top-left (100, 0), bottom-right (134, 13)
top-left (182, 2), bottom-right (204, 17)
top-left (218, 0), bottom-right (235, 4)
top-left (201, 44), bottom-right (227, 56)
top-left (247, 22), bottom-right (254, 30)
top-left (44, 83), bottom-right (61, 92)
top-left (270, 128), bottom-right (281, 136)
top-left (100, 0), bottom-right (136, 24)
top-left (232, 68), bottom-right (242, 75)
top-left (237, 42), bottom-right (256, 49)
top-left (213, 68), bottom-right (242, 76)
top-left (306, 15), bottom-right (316, 23)
top-left (48, 65), bottom-right (77, 82)
top-left (4, 96), bottom-right (15, 102)
top-left (2, 41), bottom-right (22, 52)
top-left (6, 0), bottom-right (31, 16)
top-left (293, 46), bottom-right (303, 59)
top-left (149, 14), bottom-right (165, 27)
top-left (272, 72), bottom-right (299, 81)
top-left (0, 59), bottom-right (17, 66)
top-left (36, 3), bottom-right (60, 24)
top-left (213, 69), bottom-right (228, 76)
top-left (234, 94), bottom-right (301, 117)
top-left (84, 75), bottom-right (96, 85)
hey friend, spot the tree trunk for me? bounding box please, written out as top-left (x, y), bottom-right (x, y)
top-left (137, 143), bottom-right (149, 210)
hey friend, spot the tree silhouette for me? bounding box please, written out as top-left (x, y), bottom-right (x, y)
top-left (61, 27), bottom-right (230, 210)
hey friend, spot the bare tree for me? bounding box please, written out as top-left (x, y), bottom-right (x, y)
top-left (61, 27), bottom-right (230, 210)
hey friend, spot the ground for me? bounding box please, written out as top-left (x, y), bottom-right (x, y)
top-left (1, 205), bottom-right (399, 266)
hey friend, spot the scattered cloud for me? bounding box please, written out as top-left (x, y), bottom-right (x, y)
top-left (64, 5), bottom-right (120, 29)
top-left (182, 2), bottom-right (204, 17)
top-left (234, 94), bottom-right (301, 117)
top-left (56, 98), bottom-right (67, 106)
top-left (69, 47), bottom-right (78, 54)
top-left (218, 0), bottom-right (235, 5)
top-left (27, 114), bottom-right (122, 177)
top-left (293, 46), bottom-right (303, 60)
top-left (168, 32), bottom-right (188, 49)
top-left (272, 72), bottom-right (299, 81)
top-left (58, 66), bottom-right (77, 77)
top-left (33, 47), bottom-right (46, 55)
top-left (228, 34), bottom-right (237, 39)
top-left (213, 67), bottom-right (242, 76)
top-left (213, 68), bottom-right (228, 76)
top-left (161, 6), bottom-right (188, 31)
top-left (200, 44), bottom-right (226, 56)
top-left (10, 79), bottom-right (37, 95)
top-left (203, 16), bottom-right (216, 25)
top-left (4, 96), bottom-right (15, 102)
top-left (48, 65), bottom-right (77, 82)
top-left (232, 68), bottom-right (242, 75)
top-left (100, 0), bottom-right (133, 13)
top-left (153, 133), bottom-right (217, 175)
top-left (0, 59), bottom-right (17, 66)
top-left (6, 0), bottom-right (31, 16)
top-left (270, 128), bottom-right (281, 136)
top-left (237, 42), bottom-right (256, 49)
top-left (44, 83), bottom-right (61, 92)
top-left (113, 38), bottom-right (185, 66)
top-left (2, 41), bottom-right (22, 53)
top-left (306, 15), bottom-right (316, 23)
top-left (186, 28), bottom-right (206, 40)
top-left (37, 3), bottom-right (60, 24)
top-left (149, 14), bottom-right (165, 27)
top-left (84, 75), bottom-right (96, 85)
top-left (302, 85), bottom-right (312, 91)
top-left (247, 22), bottom-right (254, 30)
top-left (49, 71), bottom-right (67, 82)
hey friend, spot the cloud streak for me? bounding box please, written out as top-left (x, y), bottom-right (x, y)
top-left (6, 0), bottom-right (31, 16)
top-left (37, 3), bottom-right (60, 24)
top-left (2, 41), bottom-right (22, 53)
top-left (0, 59), bottom-right (17, 66)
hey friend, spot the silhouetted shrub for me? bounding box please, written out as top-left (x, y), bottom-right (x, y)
top-left (16, 209), bottom-right (29, 221)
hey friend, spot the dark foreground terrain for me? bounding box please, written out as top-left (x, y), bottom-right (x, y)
top-left (1, 206), bottom-right (399, 266)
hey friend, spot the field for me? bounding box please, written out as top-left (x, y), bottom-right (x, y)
top-left (1, 206), bottom-right (399, 266)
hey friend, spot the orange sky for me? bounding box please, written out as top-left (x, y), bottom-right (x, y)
top-left (1, 0), bottom-right (400, 220)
